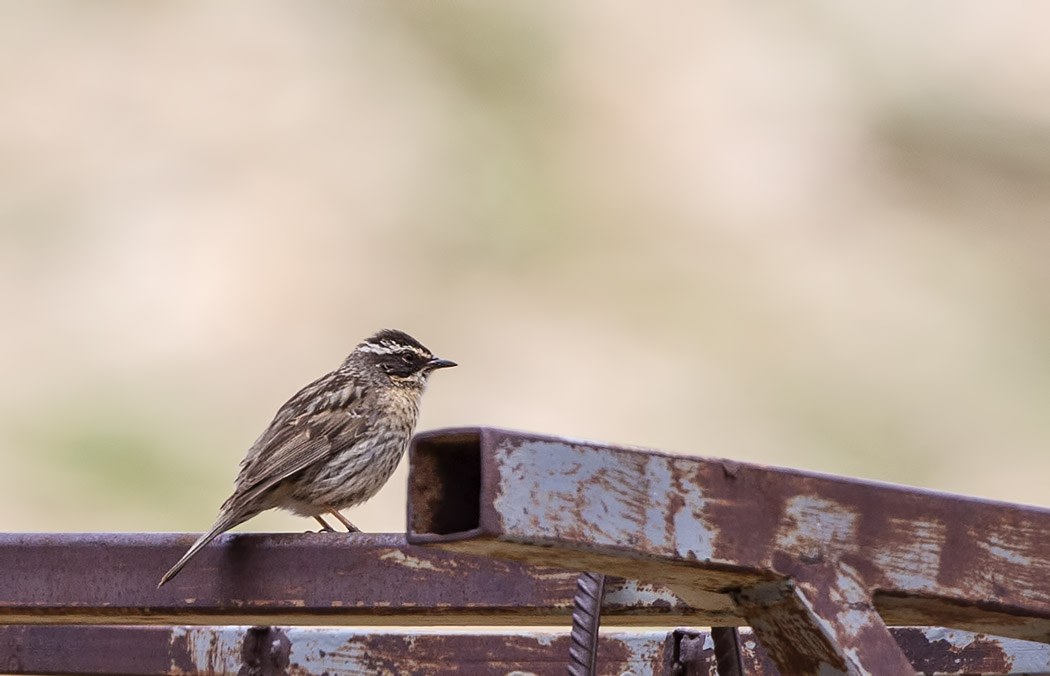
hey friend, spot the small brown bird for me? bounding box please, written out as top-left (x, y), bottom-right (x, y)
top-left (158, 329), bottom-right (456, 587)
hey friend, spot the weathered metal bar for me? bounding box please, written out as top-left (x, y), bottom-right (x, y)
top-left (406, 428), bottom-right (1050, 643)
top-left (1, 625), bottom-right (1045, 675)
top-left (0, 626), bottom-right (669, 676)
top-left (0, 533), bottom-right (700, 626)
top-left (689, 626), bottom-right (1050, 675)
top-left (736, 573), bottom-right (915, 675)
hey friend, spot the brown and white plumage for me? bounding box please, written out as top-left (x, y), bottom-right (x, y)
top-left (158, 329), bottom-right (455, 587)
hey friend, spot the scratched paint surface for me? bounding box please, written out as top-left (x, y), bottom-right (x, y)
top-left (168, 626), bottom-right (1050, 676)
top-left (171, 625), bottom-right (243, 674)
top-left (492, 439), bottom-right (716, 562)
top-left (3, 626), bottom-right (1047, 675)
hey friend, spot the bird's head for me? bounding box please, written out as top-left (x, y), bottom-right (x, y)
top-left (347, 329), bottom-right (457, 389)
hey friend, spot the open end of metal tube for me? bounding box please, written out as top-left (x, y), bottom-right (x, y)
top-left (408, 428), bottom-right (483, 539)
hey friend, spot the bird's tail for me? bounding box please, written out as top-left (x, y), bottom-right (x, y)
top-left (157, 510), bottom-right (247, 588)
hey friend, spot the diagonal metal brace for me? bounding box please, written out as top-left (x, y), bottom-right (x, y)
top-left (733, 563), bottom-right (915, 675)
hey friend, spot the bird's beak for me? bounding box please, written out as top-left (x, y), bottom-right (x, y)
top-left (426, 357), bottom-right (457, 370)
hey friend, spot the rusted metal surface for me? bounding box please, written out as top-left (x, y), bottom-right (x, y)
top-left (680, 627), bottom-right (1050, 675)
top-left (407, 428), bottom-right (1050, 646)
top-left (891, 627), bottom-right (1048, 675)
top-left (0, 533), bottom-right (701, 626)
top-left (0, 626), bottom-right (668, 675)
top-left (1, 625), bottom-right (1046, 675)
top-left (735, 574), bottom-right (915, 675)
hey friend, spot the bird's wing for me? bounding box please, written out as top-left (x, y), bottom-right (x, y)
top-left (234, 407), bottom-right (368, 501)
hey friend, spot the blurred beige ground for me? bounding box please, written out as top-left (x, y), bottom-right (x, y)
top-left (0, 2), bottom-right (1047, 534)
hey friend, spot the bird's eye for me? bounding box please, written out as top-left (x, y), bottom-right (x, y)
top-left (400, 353), bottom-right (414, 364)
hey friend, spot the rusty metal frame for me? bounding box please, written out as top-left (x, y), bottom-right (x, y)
top-left (407, 427), bottom-right (1050, 676)
top-left (0, 533), bottom-right (697, 626)
top-left (2, 625), bottom-right (1048, 675)
top-left (4, 427), bottom-right (1050, 674)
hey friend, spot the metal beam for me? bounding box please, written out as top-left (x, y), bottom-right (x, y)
top-left (406, 428), bottom-right (1050, 647)
top-left (1, 625), bottom-right (1046, 675)
top-left (0, 533), bottom-right (700, 626)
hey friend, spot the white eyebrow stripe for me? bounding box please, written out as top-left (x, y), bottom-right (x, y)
top-left (356, 342), bottom-right (396, 355)
top-left (356, 341), bottom-right (429, 358)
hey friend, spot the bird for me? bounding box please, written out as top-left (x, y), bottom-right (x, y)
top-left (157, 328), bottom-right (456, 587)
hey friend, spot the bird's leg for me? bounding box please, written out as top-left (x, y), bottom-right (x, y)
top-left (312, 515), bottom-right (336, 533)
top-left (324, 503), bottom-right (361, 533)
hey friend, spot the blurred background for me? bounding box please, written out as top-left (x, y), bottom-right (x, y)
top-left (1, 2), bottom-right (1048, 533)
